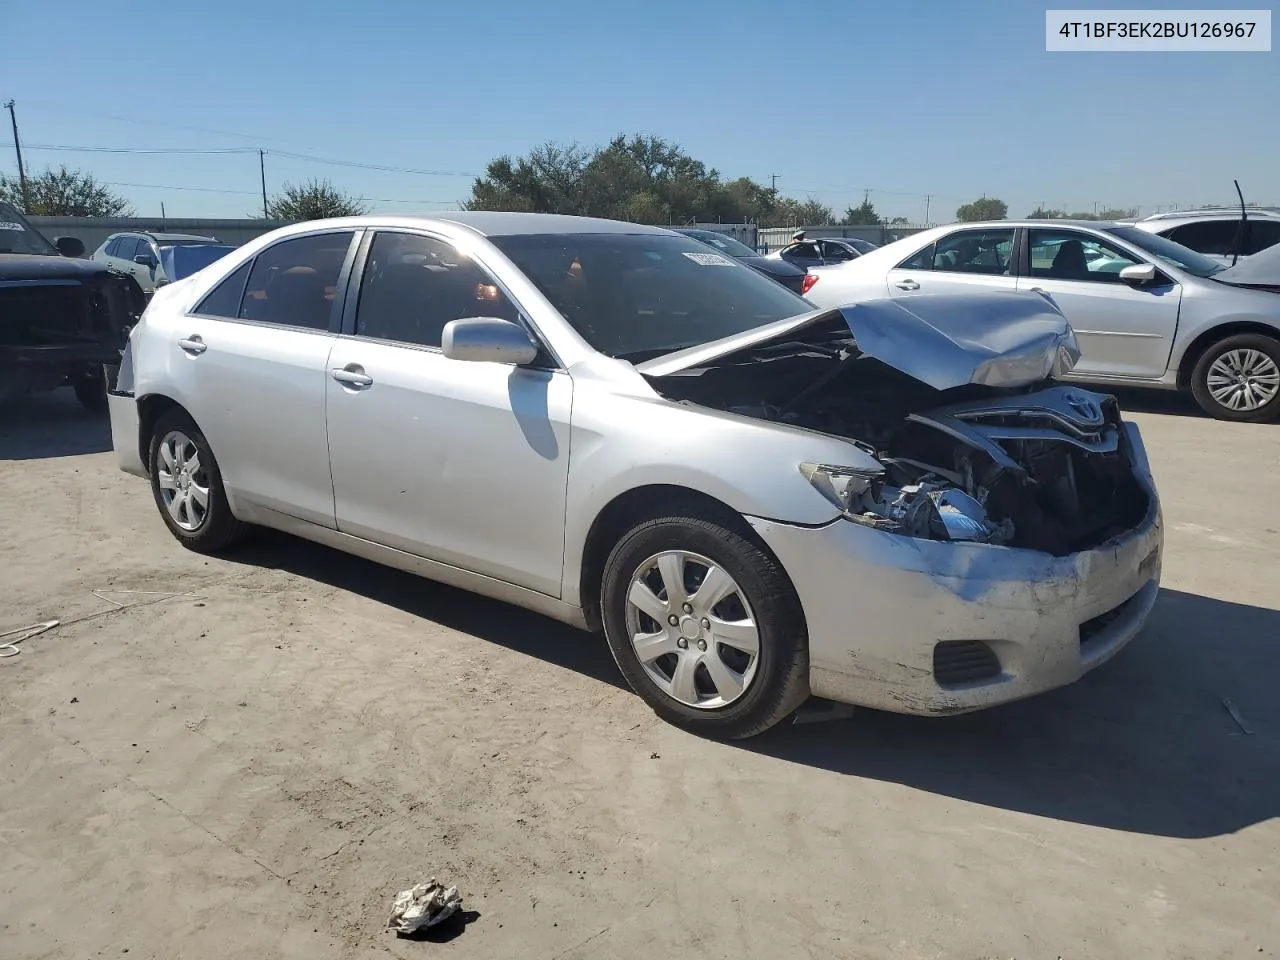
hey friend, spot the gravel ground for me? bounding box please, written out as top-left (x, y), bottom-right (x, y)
top-left (1, 387), bottom-right (1277, 960)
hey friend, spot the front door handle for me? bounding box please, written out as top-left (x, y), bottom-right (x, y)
top-left (178, 336), bottom-right (207, 355)
top-left (331, 365), bottom-right (373, 388)
top-left (894, 278), bottom-right (920, 291)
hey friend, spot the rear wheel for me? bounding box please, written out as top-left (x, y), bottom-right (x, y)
top-left (1190, 333), bottom-right (1280, 422)
top-left (601, 515), bottom-right (809, 739)
top-left (148, 409), bottom-right (248, 552)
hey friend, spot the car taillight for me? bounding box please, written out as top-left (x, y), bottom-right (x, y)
top-left (801, 273), bottom-right (819, 295)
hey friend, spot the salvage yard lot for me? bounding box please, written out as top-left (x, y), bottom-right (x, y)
top-left (1, 389), bottom-right (1277, 960)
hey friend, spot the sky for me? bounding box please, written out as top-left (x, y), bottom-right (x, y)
top-left (3, 0), bottom-right (1277, 223)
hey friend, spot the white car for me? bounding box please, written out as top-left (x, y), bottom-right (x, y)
top-left (105, 213), bottom-right (1161, 738)
top-left (93, 231), bottom-right (223, 295)
top-left (804, 220), bottom-right (1280, 421)
top-left (1130, 209), bottom-right (1280, 261)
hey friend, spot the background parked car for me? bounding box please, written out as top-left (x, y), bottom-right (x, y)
top-left (93, 231), bottom-right (223, 295)
top-left (803, 219), bottom-right (1280, 422)
top-left (767, 237), bottom-right (873, 270)
top-left (675, 228), bottom-right (809, 294)
top-left (1131, 209), bottom-right (1280, 261)
top-left (0, 200), bottom-right (142, 410)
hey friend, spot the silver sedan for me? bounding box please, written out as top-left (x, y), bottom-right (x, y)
top-left (107, 214), bottom-right (1161, 738)
top-left (803, 220), bottom-right (1280, 421)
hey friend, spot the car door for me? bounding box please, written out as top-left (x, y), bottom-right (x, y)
top-left (325, 229), bottom-right (572, 597)
top-left (1016, 227), bottom-right (1181, 379)
top-left (112, 236), bottom-right (140, 278)
top-left (886, 227), bottom-right (1017, 298)
top-left (173, 229), bottom-right (358, 527)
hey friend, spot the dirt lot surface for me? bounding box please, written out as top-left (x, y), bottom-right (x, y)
top-left (2, 389), bottom-right (1277, 960)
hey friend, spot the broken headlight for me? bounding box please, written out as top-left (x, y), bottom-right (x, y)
top-left (799, 462), bottom-right (1010, 544)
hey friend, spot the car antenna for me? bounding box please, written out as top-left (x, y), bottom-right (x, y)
top-left (1229, 179), bottom-right (1247, 267)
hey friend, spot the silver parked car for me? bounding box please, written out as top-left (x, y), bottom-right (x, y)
top-left (804, 220), bottom-right (1280, 421)
top-left (93, 231), bottom-right (223, 295)
top-left (106, 214), bottom-right (1161, 738)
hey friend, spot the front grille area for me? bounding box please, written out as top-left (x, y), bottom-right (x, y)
top-left (1079, 591), bottom-right (1139, 646)
top-left (933, 640), bottom-right (1002, 687)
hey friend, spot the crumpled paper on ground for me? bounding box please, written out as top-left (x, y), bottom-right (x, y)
top-left (387, 878), bottom-right (462, 936)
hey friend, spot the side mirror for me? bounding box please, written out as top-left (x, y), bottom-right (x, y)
top-left (133, 254), bottom-right (156, 268)
top-left (55, 236), bottom-right (85, 258)
top-left (441, 317), bottom-right (539, 365)
top-left (1119, 263), bottom-right (1158, 285)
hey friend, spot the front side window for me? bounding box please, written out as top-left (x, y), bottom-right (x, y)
top-left (1164, 220), bottom-right (1239, 257)
top-left (354, 231), bottom-right (519, 348)
top-left (238, 232), bottom-right (354, 330)
top-left (489, 231), bottom-right (812, 361)
top-left (194, 261), bottom-right (252, 318)
top-left (1027, 229), bottom-right (1141, 283)
top-left (115, 237), bottom-right (139, 261)
top-left (930, 229), bottom-right (1014, 275)
top-left (820, 241), bottom-right (855, 262)
top-left (784, 242), bottom-right (822, 261)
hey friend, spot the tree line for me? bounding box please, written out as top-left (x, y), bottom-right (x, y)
top-left (2, 144), bottom-right (1144, 226)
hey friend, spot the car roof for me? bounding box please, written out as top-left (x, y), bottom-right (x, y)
top-left (425, 212), bottom-right (671, 237)
top-left (1139, 208), bottom-right (1280, 222)
top-left (112, 231), bottom-right (219, 242)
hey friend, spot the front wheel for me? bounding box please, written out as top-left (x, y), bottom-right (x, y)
top-left (600, 515), bottom-right (809, 739)
top-left (1190, 333), bottom-right (1280, 422)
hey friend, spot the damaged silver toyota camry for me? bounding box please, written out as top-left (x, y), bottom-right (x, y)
top-left (106, 214), bottom-right (1162, 738)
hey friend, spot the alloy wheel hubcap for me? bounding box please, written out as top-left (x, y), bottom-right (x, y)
top-left (1207, 349), bottom-right (1280, 411)
top-left (156, 430), bottom-right (210, 531)
top-left (624, 550), bottom-right (760, 709)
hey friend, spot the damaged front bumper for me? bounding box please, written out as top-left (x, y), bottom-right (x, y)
top-left (747, 422), bottom-right (1163, 716)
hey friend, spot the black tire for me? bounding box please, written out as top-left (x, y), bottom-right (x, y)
top-left (1189, 333), bottom-right (1280, 423)
top-left (148, 409), bottom-right (249, 553)
top-left (73, 371), bottom-right (108, 413)
top-left (601, 515), bottom-right (809, 739)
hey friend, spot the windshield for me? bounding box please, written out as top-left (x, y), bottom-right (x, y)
top-left (1104, 226), bottom-right (1226, 278)
top-left (683, 230), bottom-right (760, 259)
top-left (490, 232), bottom-right (812, 360)
top-left (0, 202), bottom-right (59, 255)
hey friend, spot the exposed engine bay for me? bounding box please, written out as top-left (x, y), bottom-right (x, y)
top-left (645, 318), bottom-right (1151, 556)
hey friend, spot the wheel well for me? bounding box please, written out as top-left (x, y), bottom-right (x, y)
top-left (1178, 322), bottom-right (1280, 389)
top-left (136, 394), bottom-right (184, 471)
top-left (577, 485), bottom-right (765, 632)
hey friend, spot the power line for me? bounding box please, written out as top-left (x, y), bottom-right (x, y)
top-left (100, 178), bottom-right (458, 206)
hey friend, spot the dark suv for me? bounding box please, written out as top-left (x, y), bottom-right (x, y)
top-left (0, 201), bottom-right (143, 411)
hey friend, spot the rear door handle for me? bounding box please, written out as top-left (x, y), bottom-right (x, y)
top-left (894, 279), bottom-right (920, 291)
top-left (331, 365), bottom-right (373, 388)
top-left (178, 336), bottom-right (207, 355)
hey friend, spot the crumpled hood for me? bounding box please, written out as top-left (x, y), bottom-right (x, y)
top-left (637, 291), bottom-right (1081, 391)
top-left (0, 253), bottom-right (115, 283)
top-left (1212, 240), bottom-right (1280, 287)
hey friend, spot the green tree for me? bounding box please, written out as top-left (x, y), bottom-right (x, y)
top-left (889, 216), bottom-right (909, 225)
top-left (1062, 207), bottom-right (1139, 221)
top-left (264, 178), bottom-right (369, 220)
top-left (955, 196), bottom-right (1008, 222)
top-left (466, 133), bottom-right (830, 226)
top-left (0, 165), bottom-right (132, 216)
top-left (841, 199), bottom-right (881, 225)
top-left (1027, 206), bottom-right (1067, 218)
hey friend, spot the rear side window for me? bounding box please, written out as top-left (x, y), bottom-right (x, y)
top-left (103, 238), bottom-right (121, 257)
top-left (194, 261), bottom-right (252, 318)
top-left (238, 232), bottom-right (355, 330)
top-left (115, 237), bottom-right (139, 260)
top-left (354, 231), bottom-right (519, 348)
top-left (1246, 220), bottom-right (1280, 255)
top-left (930, 229), bottom-right (1014, 275)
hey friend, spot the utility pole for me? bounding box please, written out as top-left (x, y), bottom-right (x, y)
top-left (924, 194), bottom-right (931, 225)
top-left (770, 173), bottom-right (779, 191)
top-left (4, 100), bottom-right (30, 212)
top-left (259, 149), bottom-right (269, 219)
top-left (160, 201), bottom-right (167, 230)
top-left (863, 188), bottom-right (871, 205)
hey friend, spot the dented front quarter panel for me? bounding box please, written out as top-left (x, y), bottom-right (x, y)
top-left (746, 421), bottom-right (1163, 716)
